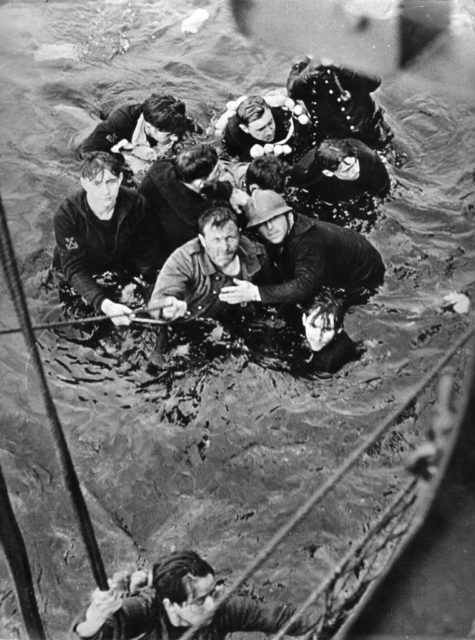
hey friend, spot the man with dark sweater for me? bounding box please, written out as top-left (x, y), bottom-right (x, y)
top-left (53, 152), bottom-right (160, 325)
top-left (289, 137), bottom-right (390, 202)
top-left (73, 549), bottom-right (316, 640)
top-left (139, 144), bottom-right (247, 262)
top-left (220, 189), bottom-right (384, 307)
top-left (78, 93), bottom-right (197, 159)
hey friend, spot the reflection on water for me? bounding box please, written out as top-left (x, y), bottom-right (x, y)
top-left (0, 0), bottom-right (475, 637)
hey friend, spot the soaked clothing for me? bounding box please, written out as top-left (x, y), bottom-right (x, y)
top-left (53, 187), bottom-right (160, 311)
top-left (139, 159), bottom-right (233, 262)
top-left (257, 213), bottom-right (385, 305)
top-left (223, 106), bottom-right (303, 161)
top-left (290, 138), bottom-right (390, 202)
top-left (149, 236), bottom-right (271, 322)
top-left (78, 104), bottom-right (149, 156)
top-left (77, 103), bottom-right (197, 157)
top-left (73, 589), bottom-right (316, 640)
top-left (287, 64), bottom-right (393, 150)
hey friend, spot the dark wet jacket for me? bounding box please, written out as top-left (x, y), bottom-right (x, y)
top-left (287, 65), bottom-right (392, 149)
top-left (53, 187), bottom-right (160, 310)
top-left (74, 589), bottom-right (315, 640)
top-left (78, 104), bottom-right (147, 157)
top-left (290, 138), bottom-right (390, 202)
top-left (257, 213), bottom-right (385, 305)
top-left (149, 236), bottom-right (272, 321)
top-left (223, 107), bottom-right (296, 161)
top-left (139, 159), bottom-right (233, 262)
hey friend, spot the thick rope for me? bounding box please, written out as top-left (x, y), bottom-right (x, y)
top-left (271, 478), bottom-right (418, 640)
top-left (179, 324), bottom-right (474, 640)
top-left (0, 195), bottom-right (108, 591)
top-left (0, 462), bottom-right (47, 640)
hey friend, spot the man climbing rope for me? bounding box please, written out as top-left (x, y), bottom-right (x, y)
top-left (73, 549), bottom-right (316, 640)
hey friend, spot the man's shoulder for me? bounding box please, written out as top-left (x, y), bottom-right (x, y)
top-left (143, 158), bottom-right (176, 187)
top-left (106, 102), bottom-right (142, 124)
top-left (55, 190), bottom-right (86, 220)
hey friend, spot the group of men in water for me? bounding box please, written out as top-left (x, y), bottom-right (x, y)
top-left (63, 57), bottom-right (397, 638)
top-left (54, 56), bottom-right (393, 376)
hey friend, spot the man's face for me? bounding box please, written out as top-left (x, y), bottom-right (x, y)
top-left (199, 220), bottom-right (240, 269)
top-left (169, 573), bottom-right (217, 627)
top-left (256, 213), bottom-right (289, 244)
top-left (243, 109), bottom-right (276, 142)
top-left (80, 169), bottom-right (122, 211)
top-left (332, 156), bottom-right (360, 181)
top-left (144, 120), bottom-right (178, 145)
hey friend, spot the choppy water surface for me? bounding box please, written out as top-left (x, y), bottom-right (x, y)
top-left (0, 1), bottom-right (474, 638)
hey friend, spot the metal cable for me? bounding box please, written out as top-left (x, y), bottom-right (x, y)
top-left (0, 194), bottom-right (108, 591)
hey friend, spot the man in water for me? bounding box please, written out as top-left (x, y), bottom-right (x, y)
top-left (73, 549), bottom-right (316, 639)
top-left (78, 93), bottom-right (198, 161)
top-left (221, 95), bottom-right (309, 161)
top-left (220, 189), bottom-right (384, 309)
top-left (140, 144), bottom-right (248, 262)
top-left (218, 189), bottom-right (383, 367)
top-left (148, 204), bottom-right (270, 323)
top-left (289, 137), bottom-right (391, 202)
top-left (286, 58), bottom-right (393, 150)
top-left (53, 152), bottom-right (160, 326)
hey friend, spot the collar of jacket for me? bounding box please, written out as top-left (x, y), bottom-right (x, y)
top-left (288, 212), bottom-right (315, 238)
top-left (190, 235), bottom-right (264, 279)
top-left (80, 187), bottom-right (134, 229)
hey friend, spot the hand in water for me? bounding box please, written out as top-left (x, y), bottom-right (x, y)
top-left (101, 299), bottom-right (135, 326)
top-left (219, 278), bottom-right (260, 304)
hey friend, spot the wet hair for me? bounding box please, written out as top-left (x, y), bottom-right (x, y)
top-left (198, 204), bottom-right (238, 235)
top-left (175, 144), bottom-right (218, 183)
top-left (152, 550), bottom-right (214, 604)
top-left (236, 95), bottom-right (269, 125)
top-left (80, 151), bottom-right (123, 180)
top-left (245, 156), bottom-right (291, 193)
top-left (142, 94), bottom-right (188, 138)
top-left (304, 289), bottom-right (345, 330)
top-left (312, 138), bottom-right (356, 173)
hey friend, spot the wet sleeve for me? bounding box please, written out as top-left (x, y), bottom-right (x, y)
top-left (78, 107), bottom-right (135, 156)
top-left (222, 119), bottom-right (245, 158)
top-left (214, 596), bottom-right (316, 636)
top-left (257, 239), bottom-right (325, 305)
top-left (72, 595), bottom-right (155, 640)
top-left (371, 153), bottom-right (391, 197)
top-left (336, 66), bottom-right (382, 93)
top-left (53, 205), bottom-right (107, 311)
top-left (148, 248), bottom-right (194, 310)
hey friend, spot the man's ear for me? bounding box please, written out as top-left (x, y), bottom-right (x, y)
top-left (302, 312), bottom-right (307, 326)
top-left (322, 169), bottom-right (333, 178)
top-left (198, 233), bottom-right (205, 249)
top-left (287, 212), bottom-right (294, 228)
top-left (79, 176), bottom-right (88, 191)
top-left (238, 123), bottom-right (250, 134)
top-left (118, 172), bottom-right (123, 186)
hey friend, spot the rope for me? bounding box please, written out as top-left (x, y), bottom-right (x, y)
top-left (0, 462), bottom-right (47, 640)
top-left (0, 306), bottom-right (170, 337)
top-left (271, 478), bottom-right (418, 640)
top-left (179, 323), bottom-right (474, 640)
top-left (0, 194), bottom-right (108, 591)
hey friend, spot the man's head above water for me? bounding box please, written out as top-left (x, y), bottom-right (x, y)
top-left (244, 189), bottom-right (294, 244)
top-left (175, 144), bottom-right (221, 192)
top-left (152, 550), bottom-right (217, 627)
top-left (198, 205), bottom-right (240, 270)
top-left (80, 151), bottom-right (124, 216)
top-left (236, 95), bottom-right (276, 143)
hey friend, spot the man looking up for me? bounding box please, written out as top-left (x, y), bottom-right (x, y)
top-left (74, 549), bottom-right (316, 639)
top-left (148, 204), bottom-right (270, 323)
top-left (53, 152), bottom-right (160, 326)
